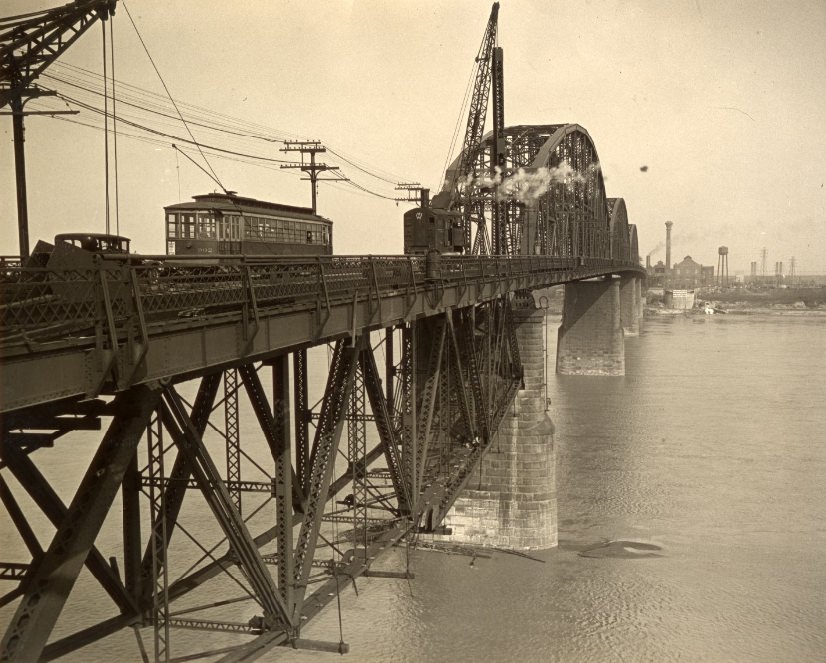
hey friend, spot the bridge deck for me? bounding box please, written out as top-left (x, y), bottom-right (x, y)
top-left (0, 256), bottom-right (639, 411)
top-left (1, 254), bottom-right (642, 412)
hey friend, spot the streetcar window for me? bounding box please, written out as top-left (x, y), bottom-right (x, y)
top-left (197, 213), bottom-right (216, 239)
top-left (166, 213), bottom-right (177, 238)
top-left (181, 214), bottom-right (196, 239)
top-left (229, 215), bottom-right (241, 241)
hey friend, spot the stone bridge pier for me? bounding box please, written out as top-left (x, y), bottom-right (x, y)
top-left (436, 294), bottom-right (557, 550)
top-left (435, 275), bottom-right (643, 551)
top-left (556, 274), bottom-right (643, 376)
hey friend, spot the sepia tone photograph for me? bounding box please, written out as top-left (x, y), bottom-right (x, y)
top-left (1, 1), bottom-right (824, 661)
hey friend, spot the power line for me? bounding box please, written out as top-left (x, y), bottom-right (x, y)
top-left (121, 0), bottom-right (225, 192)
top-left (42, 60), bottom-right (420, 197)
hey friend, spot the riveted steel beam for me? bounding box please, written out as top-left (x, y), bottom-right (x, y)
top-left (292, 339), bottom-right (358, 622)
top-left (239, 363), bottom-right (304, 514)
top-left (416, 317), bottom-right (447, 491)
top-left (1, 384), bottom-right (160, 663)
top-left (2, 442), bottom-right (137, 616)
top-left (238, 359), bottom-right (295, 607)
top-left (160, 387), bottom-right (292, 631)
top-left (139, 371), bottom-right (221, 606)
top-left (359, 340), bottom-right (408, 514)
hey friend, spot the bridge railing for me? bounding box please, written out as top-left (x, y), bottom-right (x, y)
top-left (0, 254), bottom-right (641, 347)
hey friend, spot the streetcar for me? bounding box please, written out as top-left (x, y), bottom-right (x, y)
top-left (164, 191), bottom-right (333, 257)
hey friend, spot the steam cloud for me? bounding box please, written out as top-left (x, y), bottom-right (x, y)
top-left (646, 240), bottom-right (666, 258)
top-left (464, 162), bottom-right (601, 203)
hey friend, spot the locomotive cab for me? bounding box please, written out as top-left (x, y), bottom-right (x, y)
top-left (403, 206), bottom-right (465, 255)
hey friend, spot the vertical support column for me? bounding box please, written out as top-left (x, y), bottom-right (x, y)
top-left (400, 324), bottom-right (418, 508)
top-left (293, 349), bottom-right (310, 497)
top-left (347, 353), bottom-right (368, 553)
top-left (147, 409), bottom-right (170, 663)
top-left (635, 276), bottom-right (644, 321)
top-left (619, 274), bottom-right (640, 337)
top-left (224, 369), bottom-right (241, 514)
top-left (122, 452), bottom-right (142, 603)
top-left (439, 296), bottom-right (557, 550)
top-left (270, 356), bottom-right (294, 609)
top-left (292, 340), bottom-right (358, 623)
top-left (556, 277), bottom-right (625, 376)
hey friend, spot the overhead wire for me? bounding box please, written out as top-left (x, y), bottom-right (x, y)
top-left (102, 19), bottom-right (111, 232)
top-left (42, 63), bottom-right (418, 200)
top-left (110, 18), bottom-right (120, 235)
top-left (27, 31), bottom-right (422, 207)
top-left (46, 63), bottom-right (406, 182)
top-left (37, 83), bottom-right (408, 203)
top-left (440, 51), bottom-right (478, 192)
top-left (120, 0), bottom-right (226, 193)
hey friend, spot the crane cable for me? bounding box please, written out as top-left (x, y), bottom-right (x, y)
top-left (102, 19), bottom-right (110, 233)
top-left (110, 18), bottom-right (121, 235)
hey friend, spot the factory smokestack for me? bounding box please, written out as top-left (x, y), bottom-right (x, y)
top-left (665, 221), bottom-right (673, 271)
top-left (646, 254), bottom-right (651, 269)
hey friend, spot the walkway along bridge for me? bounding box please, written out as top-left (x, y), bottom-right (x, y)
top-left (0, 123), bottom-right (644, 662)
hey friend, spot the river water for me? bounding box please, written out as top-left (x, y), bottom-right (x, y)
top-left (3, 311), bottom-right (825, 662)
top-left (292, 311), bottom-right (826, 663)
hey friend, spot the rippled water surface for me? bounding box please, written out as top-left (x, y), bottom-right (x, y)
top-left (3, 313), bottom-right (825, 662)
top-left (294, 313), bottom-right (826, 663)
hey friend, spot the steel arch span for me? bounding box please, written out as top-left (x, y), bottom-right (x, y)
top-left (439, 123), bottom-right (638, 264)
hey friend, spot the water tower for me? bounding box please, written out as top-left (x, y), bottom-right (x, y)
top-left (717, 246), bottom-right (729, 287)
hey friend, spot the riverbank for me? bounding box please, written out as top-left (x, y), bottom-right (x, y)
top-left (646, 286), bottom-right (826, 316)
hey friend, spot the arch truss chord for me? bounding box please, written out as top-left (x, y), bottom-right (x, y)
top-left (0, 292), bottom-right (527, 662)
top-left (438, 123), bottom-right (637, 264)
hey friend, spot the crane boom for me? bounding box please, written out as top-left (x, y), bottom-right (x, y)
top-left (432, 2), bottom-right (502, 254)
top-left (452, 2), bottom-right (499, 202)
top-left (1, 0), bottom-right (116, 258)
top-left (1, 0), bottom-right (116, 106)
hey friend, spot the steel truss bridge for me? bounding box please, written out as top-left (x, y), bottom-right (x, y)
top-left (0, 124), bottom-right (644, 663)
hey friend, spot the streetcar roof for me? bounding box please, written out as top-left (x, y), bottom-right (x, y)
top-left (164, 192), bottom-right (330, 222)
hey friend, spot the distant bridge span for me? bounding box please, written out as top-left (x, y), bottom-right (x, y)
top-left (0, 124), bottom-right (645, 663)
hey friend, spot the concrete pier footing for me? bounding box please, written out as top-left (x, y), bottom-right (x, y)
top-left (620, 275), bottom-right (643, 336)
top-left (556, 277), bottom-right (625, 376)
top-left (437, 297), bottom-right (557, 550)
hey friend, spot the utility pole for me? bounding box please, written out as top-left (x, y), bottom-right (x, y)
top-left (3, 91), bottom-right (80, 259)
top-left (1, 1), bottom-right (115, 257)
top-left (279, 141), bottom-right (343, 213)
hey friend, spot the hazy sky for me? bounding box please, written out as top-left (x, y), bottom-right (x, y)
top-left (2, 0), bottom-right (825, 273)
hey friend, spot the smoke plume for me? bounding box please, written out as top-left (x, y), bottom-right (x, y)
top-left (463, 162), bottom-right (600, 203)
top-left (646, 240), bottom-right (665, 258)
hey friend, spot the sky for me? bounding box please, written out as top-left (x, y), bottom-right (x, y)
top-left (2, 0), bottom-right (825, 273)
